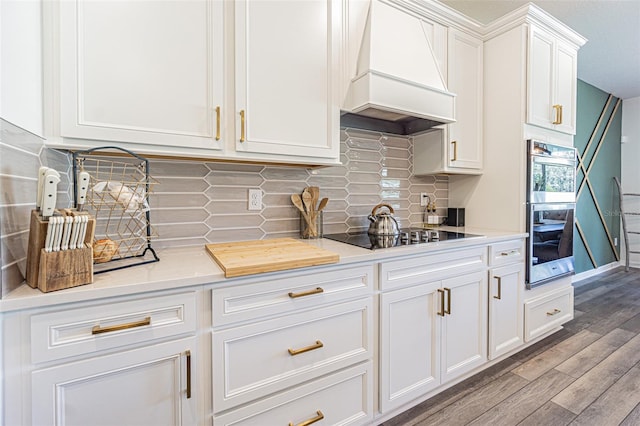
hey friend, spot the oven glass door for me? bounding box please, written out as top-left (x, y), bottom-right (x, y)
top-left (527, 203), bottom-right (575, 288)
top-left (530, 157), bottom-right (576, 203)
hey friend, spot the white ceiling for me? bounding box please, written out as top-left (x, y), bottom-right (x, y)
top-left (440, 0), bottom-right (640, 100)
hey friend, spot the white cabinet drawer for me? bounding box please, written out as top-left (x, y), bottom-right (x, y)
top-left (489, 239), bottom-right (525, 267)
top-left (212, 264), bottom-right (373, 327)
top-left (524, 285), bottom-right (573, 342)
top-left (212, 298), bottom-right (373, 412)
top-left (213, 362), bottom-right (373, 426)
top-left (31, 291), bottom-right (197, 364)
top-left (380, 246), bottom-right (486, 290)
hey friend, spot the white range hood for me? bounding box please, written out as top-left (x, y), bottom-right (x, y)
top-left (341, 0), bottom-right (456, 135)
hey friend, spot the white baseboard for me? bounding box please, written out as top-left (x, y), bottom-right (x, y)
top-left (572, 261), bottom-right (622, 284)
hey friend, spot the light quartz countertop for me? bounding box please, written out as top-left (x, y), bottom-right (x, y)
top-left (1, 227), bottom-right (526, 313)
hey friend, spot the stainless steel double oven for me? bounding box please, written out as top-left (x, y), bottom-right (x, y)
top-left (526, 140), bottom-right (577, 288)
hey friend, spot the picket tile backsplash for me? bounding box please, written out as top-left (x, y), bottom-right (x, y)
top-left (150, 128), bottom-right (448, 247)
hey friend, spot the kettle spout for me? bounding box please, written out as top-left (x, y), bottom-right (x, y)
top-left (368, 215), bottom-right (376, 223)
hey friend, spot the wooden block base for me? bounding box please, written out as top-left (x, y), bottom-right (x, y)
top-left (38, 247), bottom-right (94, 292)
top-left (26, 209), bottom-right (96, 292)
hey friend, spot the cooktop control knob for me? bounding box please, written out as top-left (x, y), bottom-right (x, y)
top-left (411, 231), bottom-right (420, 243)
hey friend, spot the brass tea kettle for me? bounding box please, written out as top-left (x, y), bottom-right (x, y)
top-left (367, 203), bottom-right (400, 236)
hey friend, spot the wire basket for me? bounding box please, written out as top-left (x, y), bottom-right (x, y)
top-left (72, 146), bottom-right (159, 273)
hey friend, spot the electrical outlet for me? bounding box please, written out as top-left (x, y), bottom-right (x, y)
top-left (248, 189), bottom-right (262, 211)
top-left (420, 193), bottom-right (429, 206)
top-left (615, 237), bottom-right (618, 246)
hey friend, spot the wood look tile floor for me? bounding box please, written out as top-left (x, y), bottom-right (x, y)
top-left (381, 267), bottom-right (640, 426)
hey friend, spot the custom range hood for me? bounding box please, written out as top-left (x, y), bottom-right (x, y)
top-left (342, 0), bottom-right (456, 135)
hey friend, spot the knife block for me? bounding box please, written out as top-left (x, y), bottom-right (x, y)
top-left (26, 210), bottom-right (96, 292)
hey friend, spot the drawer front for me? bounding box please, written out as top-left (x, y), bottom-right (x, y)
top-left (380, 246), bottom-right (487, 291)
top-left (489, 239), bottom-right (525, 267)
top-left (31, 291), bottom-right (197, 364)
top-left (213, 362), bottom-right (373, 426)
top-left (212, 298), bottom-right (372, 412)
top-left (212, 264), bottom-right (373, 327)
top-left (524, 286), bottom-right (573, 342)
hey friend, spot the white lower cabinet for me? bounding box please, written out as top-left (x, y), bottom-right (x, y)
top-left (0, 290), bottom-right (200, 426)
top-left (380, 270), bottom-right (487, 413)
top-left (380, 281), bottom-right (441, 411)
top-left (488, 262), bottom-right (525, 359)
top-left (210, 263), bottom-right (375, 423)
top-left (32, 337), bottom-right (197, 426)
top-left (440, 272), bottom-right (488, 382)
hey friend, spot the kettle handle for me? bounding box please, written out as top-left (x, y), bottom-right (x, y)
top-left (371, 203), bottom-right (395, 216)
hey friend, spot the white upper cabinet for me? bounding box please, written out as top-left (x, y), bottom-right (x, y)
top-left (413, 28), bottom-right (483, 175)
top-left (46, 0), bottom-right (341, 165)
top-left (527, 25), bottom-right (579, 135)
top-left (234, 0), bottom-right (340, 161)
top-left (55, 0), bottom-right (223, 151)
top-left (446, 28), bottom-right (483, 171)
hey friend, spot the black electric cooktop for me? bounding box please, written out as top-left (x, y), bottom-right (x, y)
top-left (323, 228), bottom-right (483, 250)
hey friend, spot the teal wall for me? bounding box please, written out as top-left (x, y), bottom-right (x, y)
top-left (574, 79), bottom-right (622, 273)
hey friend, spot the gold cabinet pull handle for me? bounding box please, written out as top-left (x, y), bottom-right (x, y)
top-left (451, 140), bottom-right (458, 161)
top-left (289, 410), bottom-right (325, 426)
top-left (92, 316), bottom-right (151, 335)
top-left (559, 104), bottom-right (563, 124)
top-left (186, 350), bottom-right (192, 399)
top-left (552, 105), bottom-right (562, 124)
top-left (288, 287), bottom-right (324, 299)
top-left (288, 340), bottom-right (323, 356)
top-left (493, 276), bottom-right (502, 300)
top-left (239, 110), bottom-right (246, 142)
top-left (500, 250), bottom-right (518, 256)
top-left (437, 288), bottom-right (445, 316)
top-left (444, 287), bottom-right (451, 314)
top-left (546, 308), bottom-right (561, 316)
top-left (215, 106), bottom-right (221, 141)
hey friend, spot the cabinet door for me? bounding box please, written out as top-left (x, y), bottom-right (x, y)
top-left (32, 338), bottom-right (197, 426)
top-left (554, 41), bottom-right (578, 134)
top-left (440, 271), bottom-right (487, 383)
top-left (527, 26), bottom-right (555, 131)
top-left (58, 0), bottom-right (223, 150)
top-left (234, 0), bottom-right (340, 160)
top-left (380, 282), bottom-right (441, 413)
top-left (489, 263), bottom-right (525, 359)
top-left (447, 29), bottom-right (483, 170)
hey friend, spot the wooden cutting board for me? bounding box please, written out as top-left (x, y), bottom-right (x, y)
top-left (205, 238), bottom-right (340, 278)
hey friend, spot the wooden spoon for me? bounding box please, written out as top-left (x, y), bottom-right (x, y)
top-left (317, 197), bottom-right (329, 212)
top-left (308, 186), bottom-right (320, 211)
top-left (291, 194), bottom-right (307, 215)
top-left (301, 188), bottom-right (313, 213)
